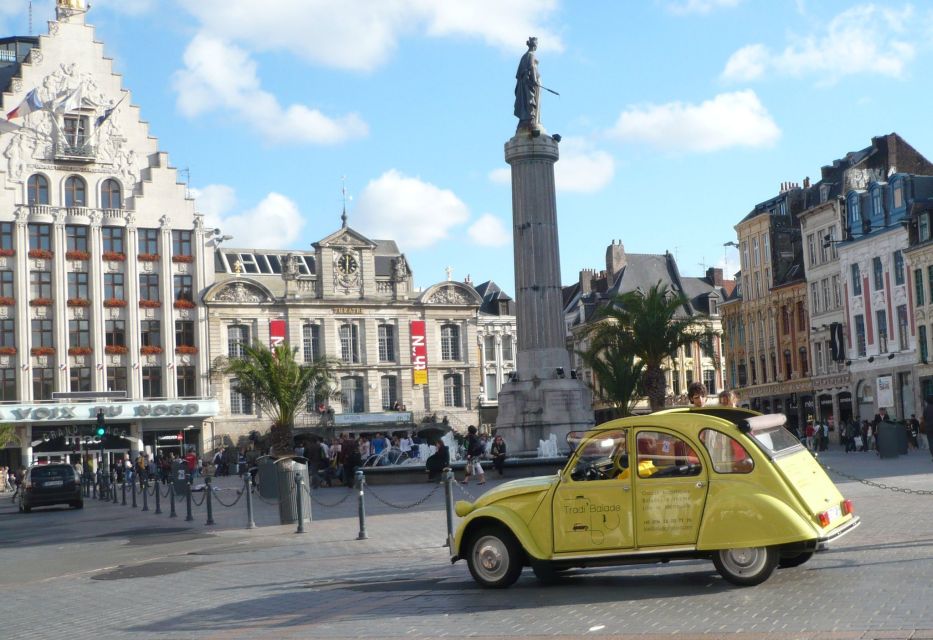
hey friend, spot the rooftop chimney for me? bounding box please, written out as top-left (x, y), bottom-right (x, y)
top-left (706, 267), bottom-right (723, 287)
top-left (606, 240), bottom-right (626, 279)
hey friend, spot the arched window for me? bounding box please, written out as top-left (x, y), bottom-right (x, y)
top-left (64, 175), bottom-right (87, 207)
top-left (443, 373), bottom-right (463, 407)
top-left (341, 375), bottom-right (364, 413)
top-left (27, 175), bottom-right (49, 205)
top-left (101, 179), bottom-right (122, 209)
top-left (440, 324), bottom-right (461, 361)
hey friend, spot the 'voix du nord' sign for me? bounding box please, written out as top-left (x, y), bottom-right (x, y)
top-left (0, 399), bottom-right (219, 423)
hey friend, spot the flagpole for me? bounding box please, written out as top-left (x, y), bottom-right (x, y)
top-left (90, 92), bottom-right (128, 145)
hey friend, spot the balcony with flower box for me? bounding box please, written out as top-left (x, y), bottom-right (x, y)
top-left (67, 298), bottom-right (90, 307)
top-left (68, 346), bottom-right (92, 356)
top-left (66, 250), bottom-right (91, 262)
top-left (105, 345), bottom-right (128, 355)
top-left (0, 297), bottom-right (14, 306)
top-left (175, 345), bottom-right (198, 355)
top-left (103, 298), bottom-right (127, 308)
top-left (140, 345), bottom-right (163, 356)
top-left (31, 346), bottom-right (55, 356)
top-left (102, 251), bottom-right (126, 262)
top-left (29, 298), bottom-right (53, 307)
top-left (138, 253), bottom-right (161, 262)
top-left (0, 249), bottom-right (14, 257)
top-left (0, 346), bottom-right (16, 356)
top-left (28, 248), bottom-right (53, 260)
top-left (173, 299), bottom-right (196, 310)
top-left (172, 254), bottom-right (194, 264)
top-left (139, 299), bottom-right (162, 309)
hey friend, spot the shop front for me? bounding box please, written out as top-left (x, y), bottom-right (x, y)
top-left (3, 398), bottom-right (218, 467)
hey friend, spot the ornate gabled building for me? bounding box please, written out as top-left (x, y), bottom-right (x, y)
top-left (204, 221), bottom-right (491, 442)
top-left (0, 3), bottom-right (217, 468)
top-left (473, 279), bottom-right (517, 432)
top-left (564, 241), bottom-right (730, 421)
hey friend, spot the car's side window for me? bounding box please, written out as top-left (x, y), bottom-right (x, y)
top-left (569, 430), bottom-right (628, 481)
top-left (635, 431), bottom-right (702, 478)
top-left (699, 429), bottom-right (754, 474)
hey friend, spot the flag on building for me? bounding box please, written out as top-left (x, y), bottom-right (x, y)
top-left (52, 85), bottom-right (83, 114)
top-left (95, 94), bottom-right (126, 127)
top-left (6, 89), bottom-right (43, 120)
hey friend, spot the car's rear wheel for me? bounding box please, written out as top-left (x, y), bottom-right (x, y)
top-left (466, 525), bottom-right (524, 588)
top-left (713, 546), bottom-right (778, 586)
top-left (778, 551), bottom-right (813, 568)
top-left (71, 501), bottom-right (84, 510)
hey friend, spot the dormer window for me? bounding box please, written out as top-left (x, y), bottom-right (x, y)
top-left (871, 187), bottom-right (883, 219)
top-left (893, 182), bottom-right (904, 209)
top-left (709, 295), bottom-right (719, 316)
top-left (847, 193), bottom-right (860, 229)
top-left (819, 183), bottom-right (831, 203)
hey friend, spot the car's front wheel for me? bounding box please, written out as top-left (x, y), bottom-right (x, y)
top-left (713, 546), bottom-right (778, 586)
top-left (466, 525), bottom-right (524, 588)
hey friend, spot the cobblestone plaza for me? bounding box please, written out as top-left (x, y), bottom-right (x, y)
top-left (2, 450), bottom-right (933, 639)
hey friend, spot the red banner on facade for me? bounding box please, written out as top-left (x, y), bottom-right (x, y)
top-left (269, 319), bottom-right (286, 348)
top-left (410, 320), bottom-right (428, 385)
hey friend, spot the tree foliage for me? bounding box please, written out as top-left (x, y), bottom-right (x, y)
top-left (0, 423), bottom-right (16, 449)
top-left (223, 342), bottom-right (336, 455)
top-left (584, 282), bottom-right (714, 412)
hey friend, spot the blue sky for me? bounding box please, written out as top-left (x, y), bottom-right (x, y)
top-left (4, 0), bottom-right (933, 293)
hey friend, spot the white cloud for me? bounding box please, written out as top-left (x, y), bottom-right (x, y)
top-left (665, 0), bottom-right (743, 16)
top-left (354, 170), bottom-right (470, 248)
top-left (85, 0), bottom-right (155, 14)
top-left (173, 34), bottom-right (368, 145)
top-left (184, 0), bottom-right (563, 72)
top-left (191, 185), bottom-right (304, 249)
top-left (721, 4), bottom-right (917, 83)
top-left (468, 214), bottom-right (510, 247)
top-left (554, 137), bottom-right (615, 193)
top-left (488, 137), bottom-right (614, 192)
top-left (609, 90), bottom-right (780, 153)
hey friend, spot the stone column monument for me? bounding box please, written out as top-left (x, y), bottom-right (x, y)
top-left (495, 37), bottom-right (593, 454)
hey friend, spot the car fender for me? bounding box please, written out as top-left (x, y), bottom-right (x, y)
top-left (697, 490), bottom-right (817, 550)
top-left (454, 505), bottom-right (548, 561)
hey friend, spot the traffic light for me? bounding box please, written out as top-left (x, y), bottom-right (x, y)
top-left (95, 410), bottom-right (106, 437)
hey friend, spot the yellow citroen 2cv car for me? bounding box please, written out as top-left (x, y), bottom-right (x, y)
top-left (451, 408), bottom-right (859, 588)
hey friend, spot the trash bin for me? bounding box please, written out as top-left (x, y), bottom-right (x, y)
top-left (171, 460), bottom-right (188, 494)
top-left (876, 422), bottom-right (902, 459)
top-left (894, 421), bottom-right (909, 455)
top-left (258, 458), bottom-right (277, 499)
top-left (275, 458), bottom-right (311, 525)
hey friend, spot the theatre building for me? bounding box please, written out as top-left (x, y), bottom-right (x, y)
top-left (204, 220), bottom-right (490, 442)
top-left (0, 3), bottom-right (217, 467)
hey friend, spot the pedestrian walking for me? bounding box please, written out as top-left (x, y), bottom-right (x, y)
top-left (490, 435), bottom-right (507, 476)
top-left (463, 425), bottom-right (486, 485)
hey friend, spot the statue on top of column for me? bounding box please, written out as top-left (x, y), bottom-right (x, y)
top-left (514, 37), bottom-right (540, 132)
top-left (58, 0), bottom-right (87, 10)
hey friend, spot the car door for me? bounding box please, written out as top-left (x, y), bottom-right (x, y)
top-left (632, 428), bottom-right (709, 548)
top-left (552, 429), bottom-right (635, 554)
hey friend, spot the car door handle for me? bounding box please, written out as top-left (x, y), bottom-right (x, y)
top-left (622, 485), bottom-right (630, 491)
top-left (573, 524), bottom-right (588, 531)
top-left (696, 481), bottom-right (705, 488)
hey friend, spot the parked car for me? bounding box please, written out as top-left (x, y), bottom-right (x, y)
top-left (450, 408), bottom-right (859, 588)
top-left (18, 463), bottom-right (83, 513)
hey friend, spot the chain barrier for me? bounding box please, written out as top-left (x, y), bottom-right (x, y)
top-left (212, 488), bottom-right (245, 508)
top-left (253, 489), bottom-right (280, 506)
top-left (365, 481), bottom-right (441, 510)
top-left (818, 458), bottom-right (933, 495)
top-left (452, 479), bottom-right (479, 502)
top-left (302, 483), bottom-right (353, 508)
top-left (191, 489), bottom-right (208, 506)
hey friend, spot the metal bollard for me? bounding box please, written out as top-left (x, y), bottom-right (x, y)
top-left (92, 476), bottom-right (97, 500)
top-left (112, 473), bottom-right (118, 504)
top-left (443, 467), bottom-right (455, 548)
top-left (294, 474), bottom-right (305, 534)
top-left (244, 474), bottom-right (255, 530)
top-left (205, 476), bottom-right (215, 526)
top-left (355, 469), bottom-right (368, 540)
top-left (141, 480), bottom-right (149, 511)
top-left (121, 480), bottom-right (126, 505)
top-left (185, 481), bottom-right (193, 522)
top-left (131, 478), bottom-right (137, 508)
top-left (154, 480), bottom-right (161, 514)
top-left (169, 481), bottom-right (177, 518)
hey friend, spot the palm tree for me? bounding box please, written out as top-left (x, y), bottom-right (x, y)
top-left (585, 282), bottom-right (713, 412)
top-left (224, 342), bottom-right (336, 455)
top-left (578, 339), bottom-right (644, 419)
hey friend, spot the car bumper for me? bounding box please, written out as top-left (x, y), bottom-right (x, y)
top-left (816, 515), bottom-right (860, 550)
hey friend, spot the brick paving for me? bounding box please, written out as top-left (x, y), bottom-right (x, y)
top-left (1, 448), bottom-right (933, 639)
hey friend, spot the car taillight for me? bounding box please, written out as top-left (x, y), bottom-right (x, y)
top-left (817, 511), bottom-right (831, 527)
top-left (842, 499), bottom-right (854, 515)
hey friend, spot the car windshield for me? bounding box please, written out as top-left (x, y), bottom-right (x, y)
top-left (31, 466), bottom-right (74, 480)
top-left (749, 425), bottom-right (802, 456)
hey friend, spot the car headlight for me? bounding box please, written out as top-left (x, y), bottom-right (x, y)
top-left (454, 500), bottom-right (474, 517)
